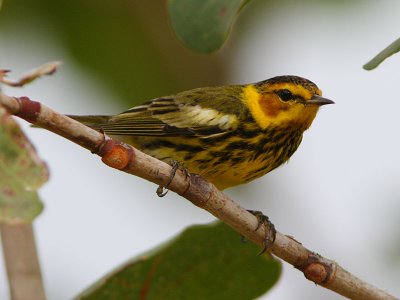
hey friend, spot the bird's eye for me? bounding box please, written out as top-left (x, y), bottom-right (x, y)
top-left (277, 89), bottom-right (293, 101)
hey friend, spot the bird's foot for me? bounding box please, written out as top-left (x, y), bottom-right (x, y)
top-left (247, 210), bottom-right (276, 255)
top-left (156, 160), bottom-right (189, 197)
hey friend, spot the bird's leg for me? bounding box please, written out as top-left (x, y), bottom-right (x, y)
top-left (247, 210), bottom-right (276, 254)
top-left (91, 127), bottom-right (109, 154)
top-left (156, 160), bottom-right (190, 197)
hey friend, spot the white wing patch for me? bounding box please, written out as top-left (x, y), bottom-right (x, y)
top-left (158, 105), bottom-right (238, 130)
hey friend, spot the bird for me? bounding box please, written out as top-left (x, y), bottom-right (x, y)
top-left (70, 75), bottom-right (333, 191)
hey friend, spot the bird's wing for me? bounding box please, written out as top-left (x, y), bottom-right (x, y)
top-left (100, 86), bottom-right (246, 137)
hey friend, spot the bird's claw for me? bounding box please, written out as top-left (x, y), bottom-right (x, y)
top-left (156, 161), bottom-right (189, 197)
top-left (247, 210), bottom-right (276, 255)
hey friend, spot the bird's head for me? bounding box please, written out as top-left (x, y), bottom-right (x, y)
top-left (243, 75), bottom-right (334, 130)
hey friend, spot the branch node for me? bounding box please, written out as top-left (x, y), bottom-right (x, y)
top-left (182, 174), bottom-right (213, 208)
top-left (98, 138), bottom-right (134, 170)
top-left (296, 253), bottom-right (336, 285)
top-left (180, 175), bottom-right (192, 197)
top-left (15, 97), bottom-right (41, 123)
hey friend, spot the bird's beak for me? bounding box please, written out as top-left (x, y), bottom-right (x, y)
top-left (306, 95), bottom-right (335, 106)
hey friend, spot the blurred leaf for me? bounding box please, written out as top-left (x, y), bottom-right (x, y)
top-left (0, 176), bottom-right (43, 223)
top-left (0, 107), bottom-right (46, 223)
top-left (168, 0), bottom-right (251, 53)
top-left (0, 107), bottom-right (49, 190)
top-left (363, 37), bottom-right (400, 70)
top-left (77, 222), bottom-right (281, 300)
top-left (0, 0), bottom-right (226, 107)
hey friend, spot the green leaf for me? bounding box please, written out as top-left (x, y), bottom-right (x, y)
top-left (77, 222), bottom-right (281, 300)
top-left (0, 107), bottom-right (47, 223)
top-left (168, 0), bottom-right (252, 53)
top-left (363, 37), bottom-right (400, 70)
top-left (0, 176), bottom-right (43, 223)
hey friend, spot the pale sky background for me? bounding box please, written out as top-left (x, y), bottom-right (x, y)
top-left (1, 1), bottom-right (400, 299)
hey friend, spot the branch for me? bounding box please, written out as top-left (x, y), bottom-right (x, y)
top-left (0, 61), bottom-right (62, 87)
top-left (0, 223), bottom-right (46, 300)
top-left (0, 92), bottom-right (396, 300)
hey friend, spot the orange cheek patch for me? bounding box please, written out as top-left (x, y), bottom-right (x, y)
top-left (259, 94), bottom-right (290, 118)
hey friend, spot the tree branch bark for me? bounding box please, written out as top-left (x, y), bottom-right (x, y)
top-left (0, 223), bottom-right (46, 300)
top-left (0, 92), bottom-right (397, 300)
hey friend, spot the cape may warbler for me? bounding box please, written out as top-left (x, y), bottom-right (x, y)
top-left (71, 76), bottom-right (333, 190)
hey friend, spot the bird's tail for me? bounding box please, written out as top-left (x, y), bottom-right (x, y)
top-left (67, 115), bottom-right (112, 129)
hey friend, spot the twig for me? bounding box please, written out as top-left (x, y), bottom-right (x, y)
top-left (0, 61), bottom-right (62, 87)
top-left (0, 92), bottom-right (397, 300)
top-left (0, 223), bottom-right (46, 300)
top-left (363, 38), bottom-right (400, 70)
